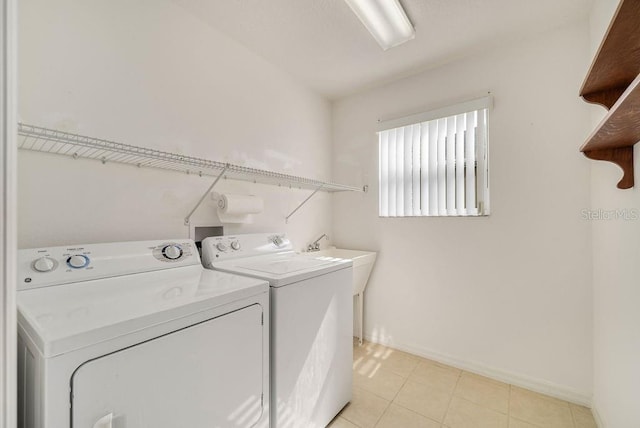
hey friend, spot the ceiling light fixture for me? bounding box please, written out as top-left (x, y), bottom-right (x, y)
top-left (344, 0), bottom-right (415, 50)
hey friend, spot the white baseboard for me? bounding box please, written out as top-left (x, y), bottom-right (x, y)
top-left (363, 334), bottom-right (592, 407)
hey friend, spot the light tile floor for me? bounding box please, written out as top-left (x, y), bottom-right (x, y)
top-left (329, 340), bottom-right (597, 428)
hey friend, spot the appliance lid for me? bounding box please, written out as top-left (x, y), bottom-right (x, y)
top-left (17, 265), bottom-right (268, 358)
top-left (235, 254), bottom-right (335, 275)
top-left (212, 252), bottom-right (352, 287)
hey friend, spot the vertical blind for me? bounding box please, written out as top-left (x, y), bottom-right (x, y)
top-left (378, 99), bottom-right (490, 217)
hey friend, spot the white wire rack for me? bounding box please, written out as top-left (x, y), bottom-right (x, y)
top-left (17, 123), bottom-right (364, 192)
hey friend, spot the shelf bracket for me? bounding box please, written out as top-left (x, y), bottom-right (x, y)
top-left (285, 184), bottom-right (325, 224)
top-left (581, 86), bottom-right (627, 110)
top-left (583, 147), bottom-right (635, 189)
top-left (184, 164), bottom-right (230, 225)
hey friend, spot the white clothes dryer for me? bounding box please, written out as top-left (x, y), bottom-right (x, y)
top-left (201, 233), bottom-right (353, 428)
top-left (17, 239), bottom-right (269, 428)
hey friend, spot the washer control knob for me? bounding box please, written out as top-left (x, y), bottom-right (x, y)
top-left (216, 242), bottom-right (228, 252)
top-left (33, 257), bottom-right (56, 273)
top-left (230, 241), bottom-right (241, 251)
top-left (162, 244), bottom-right (183, 260)
top-left (67, 255), bottom-right (90, 269)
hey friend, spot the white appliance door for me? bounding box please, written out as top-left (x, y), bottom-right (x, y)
top-left (71, 304), bottom-right (265, 428)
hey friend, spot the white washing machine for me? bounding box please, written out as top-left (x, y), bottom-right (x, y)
top-left (201, 233), bottom-right (353, 428)
top-left (17, 239), bottom-right (270, 428)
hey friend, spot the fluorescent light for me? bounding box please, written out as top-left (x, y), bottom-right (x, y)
top-left (344, 0), bottom-right (415, 50)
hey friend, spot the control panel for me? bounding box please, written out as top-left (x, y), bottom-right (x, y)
top-left (18, 239), bottom-right (199, 290)
top-left (201, 233), bottom-right (292, 267)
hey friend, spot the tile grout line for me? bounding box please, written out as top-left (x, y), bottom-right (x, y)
top-left (352, 343), bottom-right (409, 428)
top-left (394, 355), bottom-right (446, 421)
top-left (507, 384), bottom-right (511, 425)
top-left (372, 357), bottom-right (417, 428)
top-left (382, 357), bottom-right (420, 403)
top-left (353, 365), bottom-right (407, 402)
top-left (389, 399), bottom-right (444, 424)
top-left (371, 397), bottom-right (392, 428)
top-left (440, 368), bottom-right (463, 427)
top-left (447, 371), bottom-right (512, 422)
top-left (569, 405), bottom-right (578, 428)
top-left (346, 342), bottom-right (371, 428)
top-left (509, 386), bottom-right (544, 428)
top-left (339, 394), bottom-right (369, 428)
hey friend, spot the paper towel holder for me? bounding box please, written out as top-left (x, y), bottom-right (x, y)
top-left (212, 193), bottom-right (264, 224)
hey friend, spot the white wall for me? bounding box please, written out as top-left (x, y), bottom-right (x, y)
top-left (332, 23), bottom-right (594, 402)
top-left (1, 1), bottom-right (18, 427)
top-left (17, 0), bottom-right (334, 250)
top-left (588, 1), bottom-right (640, 426)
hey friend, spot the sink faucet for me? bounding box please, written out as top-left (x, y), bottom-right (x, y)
top-left (307, 234), bottom-right (328, 252)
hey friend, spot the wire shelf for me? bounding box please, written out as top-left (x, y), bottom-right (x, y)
top-left (17, 123), bottom-right (364, 192)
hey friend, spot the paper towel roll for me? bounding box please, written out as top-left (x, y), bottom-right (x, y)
top-left (217, 194), bottom-right (264, 214)
top-left (214, 193), bottom-right (263, 223)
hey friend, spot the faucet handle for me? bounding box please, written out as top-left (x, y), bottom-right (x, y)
top-left (270, 235), bottom-right (284, 247)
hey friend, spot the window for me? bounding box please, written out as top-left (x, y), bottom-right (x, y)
top-left (377, 96), bottom-right (491, 217)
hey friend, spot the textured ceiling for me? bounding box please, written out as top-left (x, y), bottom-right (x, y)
top-left (172, 0), bottom-right (594, 100)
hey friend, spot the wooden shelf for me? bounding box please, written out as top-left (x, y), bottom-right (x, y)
top-left (581, 73), bottom-right (640, 189)
top-left (580, 0), bottom-right (640, 189)
top-left (580, 0), bottom-right (640, 109)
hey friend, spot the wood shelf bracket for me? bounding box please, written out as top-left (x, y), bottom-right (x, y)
top-left (581, 86), bottom-right (627, 110)
top-left (583, 147), bottom-right (634, 189)
top-left (578, 0), bottom-right (640, 189)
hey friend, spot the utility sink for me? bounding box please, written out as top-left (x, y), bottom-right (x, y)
top-left (304, 247), bottom-right (377, 344)
top-left (310, 248), bottom-right (376, 295)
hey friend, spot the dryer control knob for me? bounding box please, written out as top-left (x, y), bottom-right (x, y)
top-left (216, 243), bottom-right (228, 252)
top-left (162, 245), bottom-right (183, 260)
top-left (230, 241), bottom-right (241, 251)
top-left (67, 255), bottom-right (90, 269)
top-left (33, 257), bottom-right (56, 273)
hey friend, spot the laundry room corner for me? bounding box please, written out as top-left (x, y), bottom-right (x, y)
top-left (331, 20), bottom-right (595, 403)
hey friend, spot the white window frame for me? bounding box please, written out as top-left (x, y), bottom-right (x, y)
top-left (377, 96), bottom-right (491, 217)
